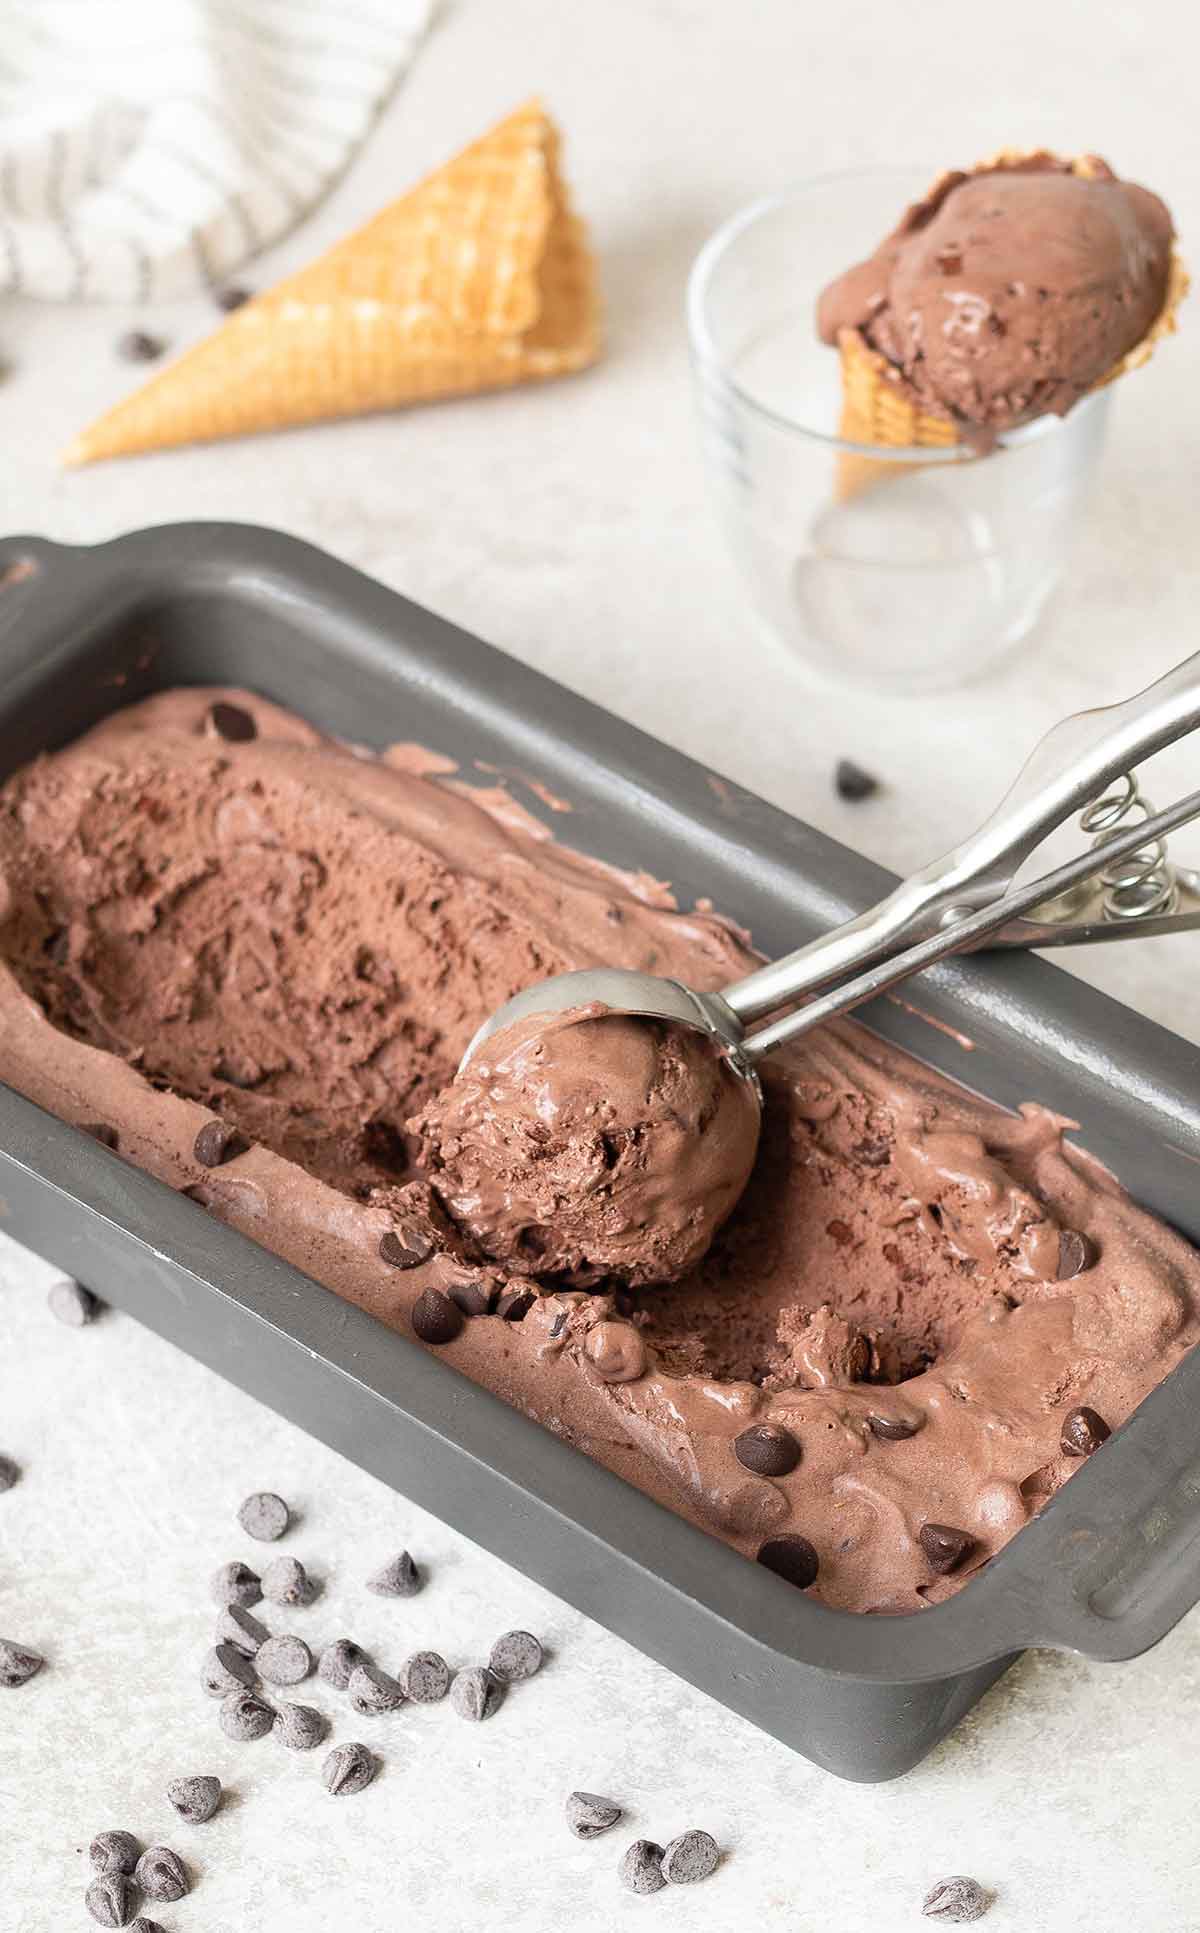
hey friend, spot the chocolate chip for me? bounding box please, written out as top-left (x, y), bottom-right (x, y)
top-left (922, 1875), bottom-right (992, 1921)
top-left (835, 758), bottom-right (880, 802)
top-left (367, 1551), bottom-right (421, 1598)
top-left (448, 1278), bottom-right (495, 1316)
top-left (0, 1454), bottom-right (20, 1492)
top-left (379, 1228), bottom-right (433, 1269)
top-left (86, 1874), bottom-right (138, 1926)
top-left (219, 1688), bottom-right (274, 1740)
top-left (45, 925), bottom-right (71, 962)
top-left (1061, 1406), bottom-right (1111, 1457)
top-left (867, 1411), bottom-right (923, 1441)
top-left (565, 1790), bottom-right (622, 1839)
top-left (497, 1286), bottom-right (536, 1321)
top-left (1057, 1230), bottom-right (1097, 1280)
top-left (131, 1921), bottom-right (166, 1933)
top-left (411, 1288), bottom-right (463, 1344)
top-left (84, 1123), bottom-right (120, 1150)
top-left (584, 1319), bottom-right (647, 1383)
top-left (275, 1700), bottom-right (327, 1750)
top-left (661, 1829), bottom-right (720, 1885)
top-left (48, 1277), bottom-right (100, 1326)
top-left (134, 1848), bottom-right (188, 1903)
top-left (118, 330), bottom-right (166, 363)
top-left (0, 1637), bottom-right (43, 1686)
top-left (400, 1649), bottom-right (450, 1703)
top-left (202, 1642), bottom-right (258, 1698)
top-left (211, 1560), bottom-right (261, 1608)
top-left (261, 1556), bottom-right (314, 1606)
top-left (757, 1534), bottom-right (820, 1589)
top-left (619, 1841), bottom-right (667, 1895)
top-left (216, 1602), bottom-right (270, 1654)
top-left (216, 286), bottom-right (252, 312)
top-left (450, 1665), bottom-right (505, 1721)
top-left (318, 1638), bottom-right (367, 1690)
top-left (322, 1741), bottom-right (376, 1795)
top-left (919, 1523), bottom-right (975, 1574)
top-left (237, 1491), bottom-right (290, 1541)
top-left (549, 1309), bottom-right (571, 1339)
top-left (935, 248), bottom-right (964, 275)
top-left (89, 1832), bottom-right (140, 1875)
top-left (166, 1774), bottom-right (221, 1823)
top-left (256, 1634), bottom-right (312, 1686)
top-left (208, 699), bottom-right (257, 741)
top-left (348, 1661), bottom-right (405, 1714)
top-left (194, 1119), bottom-right (249, 1167)
top-left (734, 1423), bottom-right (801, 1477)
top-left (488, 1629), bottom-right (543, 1682)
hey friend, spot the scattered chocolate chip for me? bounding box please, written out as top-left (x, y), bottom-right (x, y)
top-left (734, 1422), bottom-right (801, 1477)
top-left (130, 1921), bottom-right (166, 1933)
top-left (318, 1638), bottom-right (368, 1690)
top-left (566, 1790), bottom-right (623, 1839)
top-left (919, 1523), bottom-right (975, 1574)
top-left (48, 1277), bottom-right (100, 1326)
top-left (83, 1123), bottom-right (120, 1150)
top-left (194, 1119), bottom-right (249, 1167)
top-left (211, 1560), bottom-right (261, 1608)
top-left (215, 286), bottom-right (252, 312)
top-left (219, 1688), bottom-right (274, 1740)
top-left (661, 1829), bottom-right (720, 1885)
top-left (208, 700), bottom-right (257, 741)
top-left (202, 1642), bottom-right (258, 1699)
top-left (1057, 1229), bottom-right (1097, 1280)
top-left (620, 1840), bottom-right (667, 1896)
top-left (448, 1278), bottom-right (495, 1316)
top-left (835, 758), bottom-right (880, 802)
top-left (322, 1741), bottom-right (376, 1796)
top-left (0, 1637), bottom-right (44, 1686)
top-left (0, 1454), bottom-right (20, 1492)
top-left (89, 1832), bottom-right (141, 1875)
top-left (757, 1534), bottom-right (820, 1589)
top-left (411, 1288), bottom-right (463, 1345)
top-left (166, 1774), bottom-right (221, 1823)
top-left (349, 1661), bottom-right (405, 1714)
top-left (867, 1412), bottom-right (923, 1441)
top-left (451, 1665), bottom-right (505, 1721)
top-left (497, 1286), bottom-right (536, 1321)
top-left (134, 1848), bottom-right (188, 1904)
top-left (256, 1634), bottom-right (312, 1686)
top-left (1061, 1405), bottom-right (1111, 1457)
top-left (400, 1650), bottom-right (450, 1703)
top-left (118, 330), bottom-right (166, 363)
top-left (922, 1875), bottom-right (992, 1922)
top-left (379, 1228), bottom-right (434, 1269)
top-left (237, 1491), bottom-right (290, 1542)
top-left (86, 1873), bottom-right (138, 1926)
top-left (488, 1629), bottom-right (543, 1682)
top-left (261, 1556), bottom-right (314, 1606)
top-left (367, 1551), bottom-right (421, 1598)
top-left (276, 1700), bottom-right (327, 1750)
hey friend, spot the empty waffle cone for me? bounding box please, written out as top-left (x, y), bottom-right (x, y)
top-left (833, 149), bottom-right (1188, 503)
top-left (65, 99), bottom-right (600, 465)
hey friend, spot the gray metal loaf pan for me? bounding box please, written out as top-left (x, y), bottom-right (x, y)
top-left (2, 521), bottom-right (1200, 1783)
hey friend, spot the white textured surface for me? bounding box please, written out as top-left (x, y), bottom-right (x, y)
top-left (2, 2), bottom-right (1200, 1928)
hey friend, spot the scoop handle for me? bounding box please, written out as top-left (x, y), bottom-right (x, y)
top-left (722, 647), bottom-right (1200, 1025)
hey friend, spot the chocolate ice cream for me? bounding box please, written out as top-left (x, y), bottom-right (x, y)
top-left (412, 1005), bottom-right (760, 1287)
top-left (1, 687), bottom-right (1199, 1615)
top-left (818, 153), bottom-right (1177, 430)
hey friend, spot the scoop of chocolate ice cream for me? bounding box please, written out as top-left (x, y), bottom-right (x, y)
top-left (411, 1006), bottom-right (761, 1287)
top-left (817, 153), bottom-right (1176, 430)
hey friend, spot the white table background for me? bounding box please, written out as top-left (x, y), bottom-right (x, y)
top-left (3, 3), bottom-right (1200, 1928)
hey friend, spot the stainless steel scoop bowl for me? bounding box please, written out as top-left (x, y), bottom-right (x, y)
top-left (462, 649), bottom-right (1200, 1094)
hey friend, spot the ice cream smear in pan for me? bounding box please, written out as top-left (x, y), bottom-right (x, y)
top-left (2, 686), bottom-right (1199, 1614)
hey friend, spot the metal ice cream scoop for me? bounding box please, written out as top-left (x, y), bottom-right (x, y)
top-left (462, 650), bottom-right (1200, 1094)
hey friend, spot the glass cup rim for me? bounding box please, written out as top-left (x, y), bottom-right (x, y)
top-left (686, 169), bottom-right (1105, 463)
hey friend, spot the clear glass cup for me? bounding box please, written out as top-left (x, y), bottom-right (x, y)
top-left (687, 171), bottom-right (1112, 695)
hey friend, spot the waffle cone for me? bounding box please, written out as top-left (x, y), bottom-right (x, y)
top-left (65, 100), bottom-right (600, 465)
top-left (833, 149), bottom-right (1188, 502)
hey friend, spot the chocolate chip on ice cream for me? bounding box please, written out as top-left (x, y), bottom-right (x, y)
top-left (237, 1491), bottom-right (290, 1541)
top-left (919, 1524), bottom-right (975, 1575)
top-left (757, 1535), bottom-right (820, 1590)
top-left (584, 1319), bottom-right (647, 1383)
top-left (734, 1423), bottom-right (801, 1477)
top-left (207, 700), bottom-right (257, 741)
top-left (867, 1412), bottom-right (923, 1441)
top-left (194, 1119), bottom-right (249, 1167)
top-left (1060, 1406), bottom-right (1111, 1457)
top-left (1057, 1230), bottom-right (1098, 1280)
top-left (410, 1289), bottom-right (463, 1345)
top-left (379, 1228), bottom-right (433, 1269)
